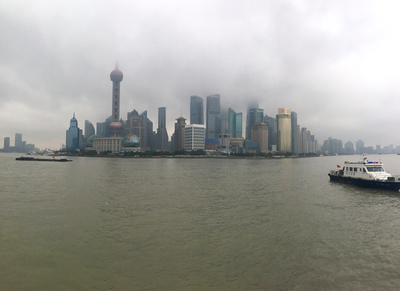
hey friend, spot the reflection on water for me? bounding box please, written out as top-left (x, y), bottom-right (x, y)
top-left (2, 154), bottom-right (400, 290)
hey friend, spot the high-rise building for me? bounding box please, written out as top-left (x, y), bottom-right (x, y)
top-left (245, 101), bottom-right (259, 140)
top-left (190, 96), bottom-right (204, 125)
top-left (109, 67), bottom-right (123, 136)
top-left (228, 108), bottom-right (243, 138)
top-left (276, 108), bottom-right (292, 152)
top-left (291, 112), bottom-right (298, 154)
top-left (15, 133), bottom-right (22, 150)
top-left (66, 113), bottom-right (80, 150)
top-left (356, 139), bottom-right (364, 154)
top-left (85, 120), bottom-right (95, 141)
top-left (174, 117), bottom-right (186, 150)
top-left (264, 115), bottom-right (277, 151)
top-left (251, 122), bottom-right (269, 153)
top-left (220, 106), bottom-right (229, 134)
top-left (185, 124), bottom-right (205, 151)
top-left (125, 112), bottom-right (145, 148)
top-left (156, 107), bottom-right (168, 151)
top-left (206, 94), bottom-right (221, 139)
top-left (158, 107), bottom-right (166, 130)
top-left (248, 108), bottom-right (263, 138)
top-left (4, 137), bottom-right (10, 152)
top-left (140, 110), bottom-right (154, 150)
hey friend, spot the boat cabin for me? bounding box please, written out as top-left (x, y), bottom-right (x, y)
top-left (341, 159), bottom-right (392, 181)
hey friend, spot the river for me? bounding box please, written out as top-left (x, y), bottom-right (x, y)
top-left (2, 153), bottom-right (400, 290)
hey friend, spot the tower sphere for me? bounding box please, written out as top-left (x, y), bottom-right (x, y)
top-left (110, 68), bottom-right (123, 82)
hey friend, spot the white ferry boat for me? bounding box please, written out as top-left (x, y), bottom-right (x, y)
top-left (328, 156), bottom-right (400, 191)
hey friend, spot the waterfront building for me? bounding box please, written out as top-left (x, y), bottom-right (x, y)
top-left (248, 108), bottom-right (263, 138)
top-left (125, 113), bottom-right (145, 148)
top-left (185, 124), bottom-right (205, 151)
top-left (140, 110), bottom-right (154, 150)
top-left (291, 111), bottom-right (299, 153)
top-left (205, 138), bottom-right (219, 150)
top-left (15, 133), bottom-right (22, 150)
top-left (156, 107), bottom-right (168, 151)
top-left (356, 139), bottom-right (364, 154)
top-left (276, 108), bottom-right (292, 152)
top-left (244, 140), bottom-right (258, 152)
top-left (190, 96), bottom-right (204, 125)
top-left (206, 94), bottom-right (221, 139)
top-left (264, 115), bottom-right (277, 151)
top-left (228, 108), bottom-right (242, 138)
top-left (85, 120), bottom-right (95, 142)
top-left (66, 113), bottom-right (80, 150)
top-left (96, 116), bottom-right (112, 137)
top-left (251, 122), bottom-right (269, 153)
top-left (220, 106), bottom-right (229, 134)
top-left (109, 67), bottom-right (124, 136)
top-left (230, 138), bottom-right (245, 153)
top-left (174, 117), bottom-right (186, 150)
top-left (218, 133), bottom-right (230, 151)
top-left (245, 101), bottom-right (259, 140)
top-left (4, 137), bottom-right (10, 152)
top-left (301, 127), bottom-right (308, 153)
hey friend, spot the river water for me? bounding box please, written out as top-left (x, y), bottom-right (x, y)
top-left (2, 153), bottom-right (400, 290)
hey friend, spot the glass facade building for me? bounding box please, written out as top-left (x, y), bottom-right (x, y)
top-left (206, 94), bottom-right (221, 139)
top-left (66, 114), bottom-right (80, 150)
top-left (228, 108), bottom-right (242, 138)
top-left (276, 108), bottom-right (292, 152)
top-left (290, 112), bottom-right (298, 153)
top-left (190, 96), bottom-right (204, 125)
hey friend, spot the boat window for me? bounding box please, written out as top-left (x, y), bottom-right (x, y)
top-left (363, 168), bottom-right (366, 172)
top-left (366, 166), bottom-right (384, 172)
top-left (354, 168), bottom-right (357, 172)
top-left (349, 167), bottom-right (353, 171)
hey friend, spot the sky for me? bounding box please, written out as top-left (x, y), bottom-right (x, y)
top-left (1, 0), bottom-right (400, 150)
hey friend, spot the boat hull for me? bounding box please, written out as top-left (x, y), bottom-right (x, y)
top-left (328, 174), bottom-right (400, 191)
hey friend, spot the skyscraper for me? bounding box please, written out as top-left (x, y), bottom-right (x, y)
top-left (245, 101), bottom-right (259, 140)
top-left (109, 66), bottom-right (123, 136)
top-left (185, 124), bottom-right (205, 151)
top-left (206, 94), bottom-right (221, 139)
top-left (248, 108), bottom-right (264, 135)
top-left (276, 108), bottom-right (292, 152)
top-left (291, 111), bottom-right (298, 154)
top-left (85, 120), bottom-right (95, 140)
top-left (264, 115), bottom-right (277, 151)
top-left (15, 133), bottom-right (22, 150)
top-left (156, 107), bottom-right (168, 151)
top-left (66, 113), bottom-right (80, 150)
top-left (251, 122), bottom-right (269, 153)
top-left (190, 96), bottom-right (204, 125)
top-left (4, 137), bottom-right (10, 152)
top-left (228, 108), bottom-right (242, 138)
top-left (174, 117), bottom-right (186, 150)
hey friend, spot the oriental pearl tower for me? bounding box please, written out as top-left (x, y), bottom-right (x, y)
top-left (109, 66), bottom-right (124, 136)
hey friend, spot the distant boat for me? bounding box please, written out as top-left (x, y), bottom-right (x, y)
top-left (16, 157), bottom-right (72, 162)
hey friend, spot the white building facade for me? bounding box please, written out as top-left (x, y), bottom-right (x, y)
top-left (185, 124), bottom-right (205, 151)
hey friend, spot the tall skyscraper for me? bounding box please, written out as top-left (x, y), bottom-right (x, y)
top-left (251, 122), bottom-right (269, 153)
top-left (276, 108), bottom-right (292, 152)
top-left (156, 107), bottom-right (168, 151)
top-left (174, 117), bottom-right (186, 150)
top-left (85, 120), bottom-right (95, 140)
top-left (228, 108), bottom-right (242, 138)
top-left (264, 115), bottom-right (277, 151)
top-left (245, 101), bottom-right (259, 140)
top-left (4, 137), bottom-right (10, 152)
top-left (206, 94), bottom-right (221, 139)
top-left (140, 110), bottom-right (154, 150)
top-left (158, 107), bottom-right (166, 130)
top-left (66, 113), bottom-right (80, 150)
top-left (190, 96), bottom-right (204, 125)
top-left (291, 112), bottom-right (298, 154)
top-left (15, 133), bottom-right (22, 150)
top-left (248, 108), bottom-right (264, 136)
top-left (109, 66), bottom-right (123, 136)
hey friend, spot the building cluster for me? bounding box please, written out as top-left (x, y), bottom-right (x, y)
top-left (64, 67), bottom-right (322, 154)
top-left (321, 138), bottom-right (400, 155)
top-left (1, 133), bottom-right (38, 153)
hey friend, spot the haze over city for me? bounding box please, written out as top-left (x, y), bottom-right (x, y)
top-left (1, 0), bottom-right (400, 149)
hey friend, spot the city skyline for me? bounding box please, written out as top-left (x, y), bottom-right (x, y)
top-left (2, 1), bottom-right (400, 149)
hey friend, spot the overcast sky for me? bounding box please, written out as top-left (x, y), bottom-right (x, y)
top-left (1, 0), bottom-right (400, 150)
